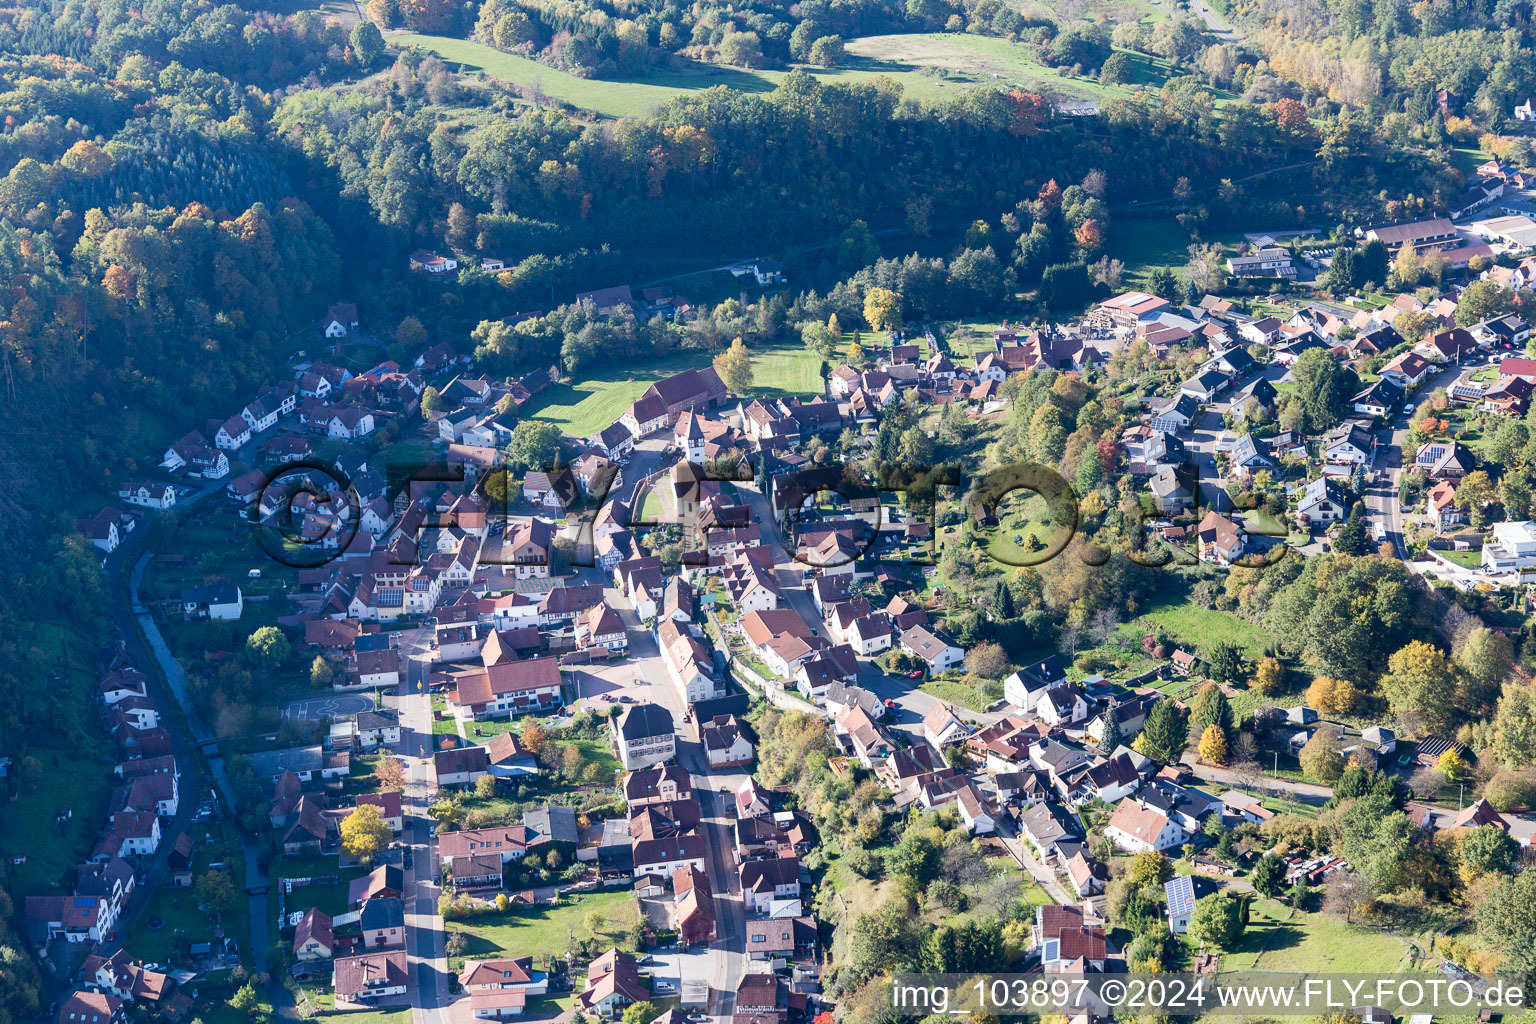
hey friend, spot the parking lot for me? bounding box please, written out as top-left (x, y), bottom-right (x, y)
top-left (567, 657), bottom-right (662, 710)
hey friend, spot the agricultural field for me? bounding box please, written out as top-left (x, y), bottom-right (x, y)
top-left (845, 34), bottom-right (1180, 104)
top-left (520, 342), bottom-right (821, 438)
top-left (392, 34), bottom-right (962, 119)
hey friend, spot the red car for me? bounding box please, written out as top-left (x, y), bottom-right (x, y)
top-left (907, 670), bottom-right (923, 679)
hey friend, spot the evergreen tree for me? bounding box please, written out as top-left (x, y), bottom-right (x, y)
top-left (1136, 700), bottom-right (1188, 764)
top-left (1100, 698), bottom-right (1123, 751)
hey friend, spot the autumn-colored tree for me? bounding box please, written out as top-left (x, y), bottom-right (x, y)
top-left (712, 337), bottom-right (754, 393)
top-left (340, 803), bottom-right (392, 863)
top-left (1299, 729), bottom-right (1344, 782)
top-left (1005, 91), bottom-right (1047, 135)
top-left (1437, 748), bottom-right (1473, 782)
top-left (1274, 97), bottom-right (1310, 133)
top-left (1074, 219), bottom-right (1103, 253)
top-left (1199, 724), bottom-right (1229, 765)
top-left (863, 287), bottom-right (902, 332)
top-left (1128, 849), bottom-right (1173, 886)
top-left (1037, 178), bottom-right (1063, 210)
top-left (520, 721), bottom-right (547, 753)
top-left (1382, 640), bottom-right (1458, 732)
top-left (1252, 657), bottom-right (1284, 695)
top-left (1306, 676), bottom-right (1360, 715)
top-left (399, 0), bottom-right (455, 31)
top-left (376, 756), bottom-right (406, 791)
top-left (845, 333), bottom-right (865, 366)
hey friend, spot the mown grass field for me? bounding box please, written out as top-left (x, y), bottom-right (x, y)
top-left (1218, 899), bottom-right (1415, 974)
top-left (1110, 218), bottom-right (1246, 289)
top-left (520, 342), bottom-right (821, 438)
top-left (981, 490), bottom-right (1068, 566)
top-left (447, 887), bottom-right (640, 956)
top-left (845, 34), bottom-right (1182, 104)
top-left (395, 30), bottom-right (1198, 120)
top-left (1138, 600), bottom-right (1274, 658)
top-left (393, 34), bottom-right (962, 118)
top-left (919, 677), bottom-right (988, 711)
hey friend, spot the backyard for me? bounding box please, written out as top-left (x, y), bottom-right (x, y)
top-left (980, 488), bottom-right (1070, 565)
top-left (446, 887), bottom-right (641, 961)
top-left (124, 820), bottom-right (253, 966)
top-left (1217, 899), bottom-right (1416, 975)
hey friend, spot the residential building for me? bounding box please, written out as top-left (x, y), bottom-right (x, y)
top-left (612, 703), bottom-right (676, 770)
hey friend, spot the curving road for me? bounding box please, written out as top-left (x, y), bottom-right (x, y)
top-left (104, 476), bottom-right (289, 1015)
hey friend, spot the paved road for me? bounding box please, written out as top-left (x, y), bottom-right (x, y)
top-left (1367, 362), bottom-right (1475, 566)
top-left (397, 627), bottom-right (451, 1024)
top-left (992, 817), bottom-right (1073, 904)
top-left (1177, 754), bottom-right (1333, 805)
top-left (101, 477), bottom-right (288, 1013)
top-left (617, 606), bottom-right (749, 1020)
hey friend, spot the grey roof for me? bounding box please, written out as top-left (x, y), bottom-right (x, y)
top-left (359, 897), bottom-right (405, 931)
top-left (1145, 431), bottom-right (1185, 464)
top-left (1300, 476), bottom-right (1349, 510)
top-left (616, 702), bottom-right (675, 740)
top-left (1153, 394), bottom-right (1199, 421)
top-left (1184, 367), bottom-right (1228, 394)
top-left (523, 804), bottom-right (580, 845)
top-left (246, 745), bottom-right (323, 780)
top-left (826, 680), bottom-right (882, 717)
top-left (182, 582), bottom-right (241, 605)
top-left (1229, 433), bottom-right (1271, 467)
top-left (1324, 422), bottom-right (1373, 451)
top-left (1150, 465), bottom-right (1190, 498)
top-left (1235, 377), bottom-right (1278, 407)
top-left (1018, 801), bottom-right (1079, 847)
top-left (1353, 377), bottom-right (1402, 408)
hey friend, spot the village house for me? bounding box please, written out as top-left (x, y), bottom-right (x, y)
top-left (1105, 798), bottom-right (1187, 853)
top-left (899, 624), bottom-right (965, 674)
top-left (612, 703), bottom-right (676, 771)
top-left (333, 949), bottom-right (410, 1007)
top-left (702, 715), bottom-right (754, 768)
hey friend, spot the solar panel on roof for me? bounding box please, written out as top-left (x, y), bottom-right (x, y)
top-left (73, 897), bottom-right (94, 908)
top-left (1165, 876), bottom-right (1196, 917)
